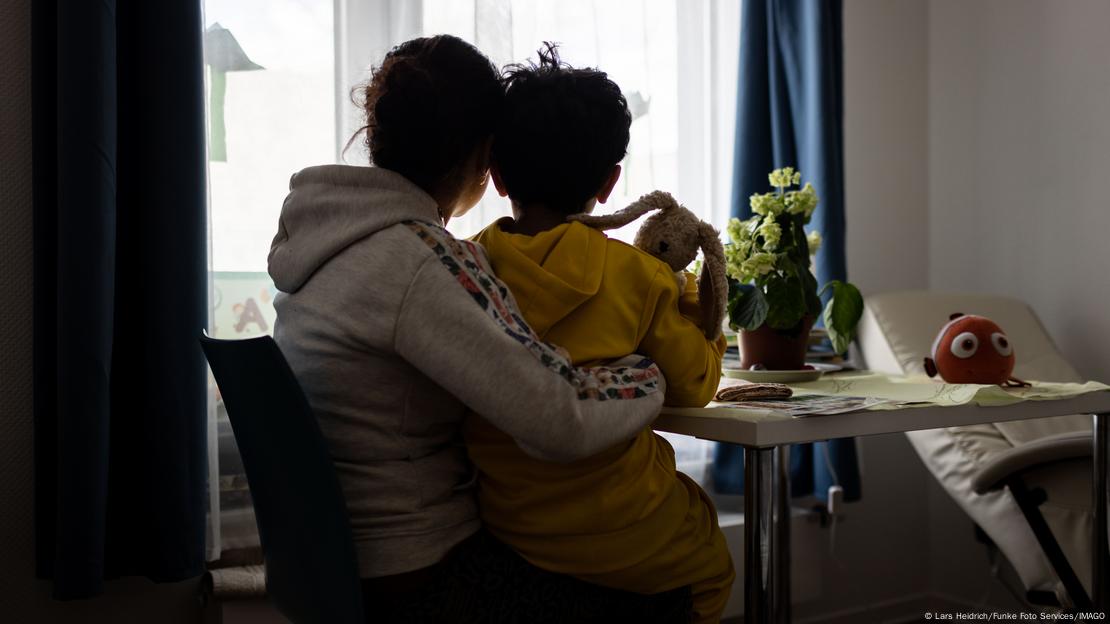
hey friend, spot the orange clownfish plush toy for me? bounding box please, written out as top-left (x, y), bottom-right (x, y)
top-left (924, 313), bottom-right (1030, 387)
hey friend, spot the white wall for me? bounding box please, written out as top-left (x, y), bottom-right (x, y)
top-left (928, 0), bottom-right (1110, 383)
top-left (0, 1), bottom-right (202, 620)
top-left (844, 0), bottom-right (930, 296)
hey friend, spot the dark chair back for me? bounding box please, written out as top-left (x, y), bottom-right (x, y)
top-left (200, 334), bottom-right (364, 624)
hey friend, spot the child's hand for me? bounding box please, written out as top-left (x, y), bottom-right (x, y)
top-left (677, 270), bottom-right (724, 338)
top-left (677, 271), bottom-right (701, 323)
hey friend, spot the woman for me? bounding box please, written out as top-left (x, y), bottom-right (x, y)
top-left (268, 36), bottom-right (691, 622)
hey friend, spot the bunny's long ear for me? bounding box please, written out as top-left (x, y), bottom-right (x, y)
top-left (567, 190), bottom-right (678, 231)
top-left (695, 221), bottom-right (728, 341)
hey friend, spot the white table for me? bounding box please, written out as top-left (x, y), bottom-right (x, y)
top-left (654, 390), bottom-right (1110, 623)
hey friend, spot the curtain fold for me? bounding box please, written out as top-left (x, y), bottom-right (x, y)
top-left (712, 0), bottom-right (860, 503)
top-left (33, 0), bottom-right (209, 600)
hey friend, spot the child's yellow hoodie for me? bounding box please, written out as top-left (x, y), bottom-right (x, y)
top-left (466, 219), bottom-right (733, 623)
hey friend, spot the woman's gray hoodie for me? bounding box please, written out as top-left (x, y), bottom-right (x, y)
top-left (268, 165), bottom-right (665, 577)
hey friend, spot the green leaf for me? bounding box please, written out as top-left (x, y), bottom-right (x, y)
top-left (790, 214), bottom-right (809, 261)
top-left (818, 280), bottom-right (832, 299)
top-left (730, 283), bottom-right (768, 331)
top-left (822, 280), bottom-right (864, 353)
top-left (796, 258), bottom-right (822, 316)
top-left (726, 280), bottom-right (747, 330)
top-left (765, 274), bottom-right (805, 330)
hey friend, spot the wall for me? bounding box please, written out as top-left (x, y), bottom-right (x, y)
top-left (790, 434), bottom-right (936, 621)
top-left (844, 0), bottom-right (930, 296)
top-left (928, 0), bottom-right (1110, 382)
top-left (0, 1), bottom-right (202, 620)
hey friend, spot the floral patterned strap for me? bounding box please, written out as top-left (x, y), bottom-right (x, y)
top-left (404, 220), bottom-right (661, 401)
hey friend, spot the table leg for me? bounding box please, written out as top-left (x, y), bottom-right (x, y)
top-left (772, 445), bottom-right (792, 623)
top-left (744, 446), bottom-right (774, 624)
top-left (1094, 412), bottom-right (1109, 609)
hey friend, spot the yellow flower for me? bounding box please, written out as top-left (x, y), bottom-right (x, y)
top-left (741, 252), bottom-right (777, 277)
top-left (758, 217), bottom-right (782, 251)
top-left (726, 217), bottom-right (749, 244)
top-left (807, 230), bottom-right (822, 254)
top-left (768, 166), bottom-right (799, 188)
top-left (724, 244), bottom-right (747, 281)
top-left (786, 182), bottom-right (819, 217)
top-left (750, 192), bottom-right (785, 217)
top-left (784, 191), bottom-right (799, 211)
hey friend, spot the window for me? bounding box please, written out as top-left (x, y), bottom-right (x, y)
top-left (203, 0), bottom-right (335, 558)
top-left (203, 0), bottom-right (739, 559)
top-left (337, 0), bottom-right (740, 242)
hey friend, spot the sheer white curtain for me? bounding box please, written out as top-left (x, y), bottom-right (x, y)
top-left (203, 0), bottom-right (336, 560)
top-left (338, 0), bottom-right (739, 242)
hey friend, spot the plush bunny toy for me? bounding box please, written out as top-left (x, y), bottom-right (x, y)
top-left (567, 191), bottom-right (728, 341)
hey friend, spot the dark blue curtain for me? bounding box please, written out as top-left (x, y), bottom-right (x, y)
top-left (33, 0), bottom-right (209, 599)
top-left (712, 0), bottom-right (861, 503)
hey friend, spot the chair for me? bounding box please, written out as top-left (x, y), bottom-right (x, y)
top-left (856, 291), bottom-right (1094, 608)
top-left (200, 334), bottom-right (365, 624)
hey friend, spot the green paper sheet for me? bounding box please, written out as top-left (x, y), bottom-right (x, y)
top-left (787, 372), bottom-right (1110, 409)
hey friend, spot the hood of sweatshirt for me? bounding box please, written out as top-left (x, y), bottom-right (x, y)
top-left (268, 165), bottom-right (440, 293)
top-left (476, 220), bottom-right (608, 336)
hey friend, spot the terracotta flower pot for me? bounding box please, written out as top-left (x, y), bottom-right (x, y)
top-left (739, 315), bottom-right (816, 370)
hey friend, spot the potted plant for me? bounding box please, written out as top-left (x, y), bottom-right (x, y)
top-left (725, 167), bottom-right (863, 370)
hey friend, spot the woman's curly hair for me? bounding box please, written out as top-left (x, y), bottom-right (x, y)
top-left (352, 35), bottom-right (504, 193)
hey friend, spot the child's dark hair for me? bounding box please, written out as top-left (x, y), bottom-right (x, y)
top-left (492, 43), bottom-right (631, 214)
top-left (353, 35), bottom-right (503, 193)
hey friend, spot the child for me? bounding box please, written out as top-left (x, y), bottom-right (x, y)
top-left (465, 45), bottom-right (733, 623)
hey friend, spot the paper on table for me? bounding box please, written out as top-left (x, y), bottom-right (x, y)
top-left (786, 372), bottom-right (1110, 409)
top-left (713, 394), bottom-right (894, 417)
